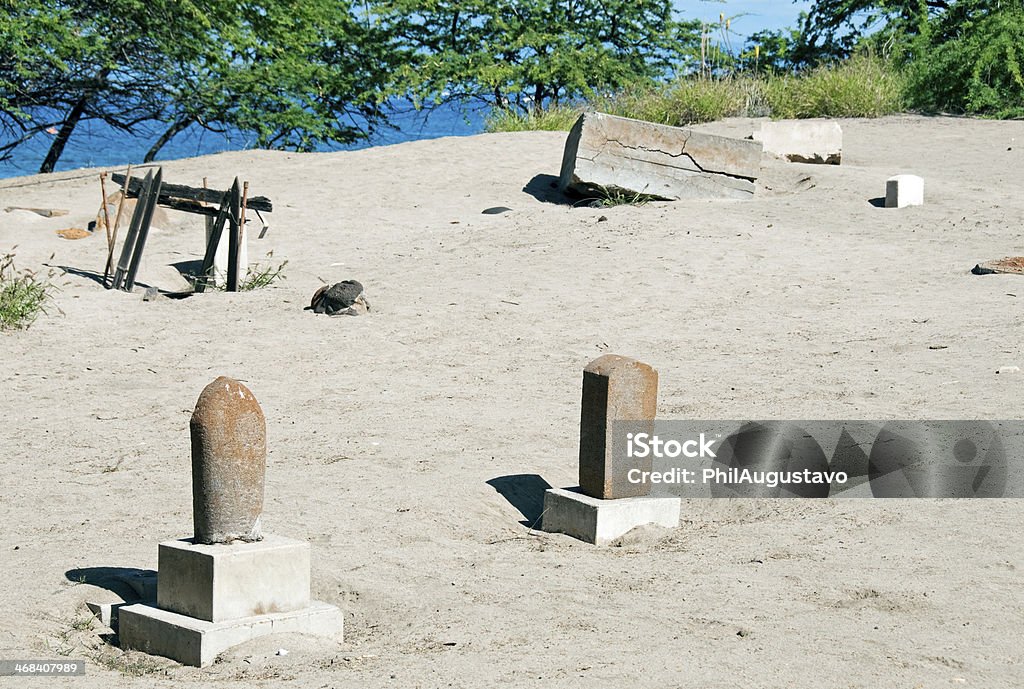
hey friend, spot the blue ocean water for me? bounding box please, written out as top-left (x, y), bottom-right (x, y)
top-left (0, 101), bottom-right (489, 179)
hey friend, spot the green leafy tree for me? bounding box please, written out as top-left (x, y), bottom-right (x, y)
top-left (793, 0), bottom-right (940, 65)
top-left (0, 0), bottom-right (399, 172)
top-left (796, 0), bottom-right (1024, 115)
top-left (0, 0), bottom-right (225, 172)
top-left (144, 0), bottom-right (403, 161)
top-left (376, 0), bottom-right (698, 114)
top-left (739, 26), bottom-right (804, 74)
top-left (907, 0), bottom-right (1024, 115)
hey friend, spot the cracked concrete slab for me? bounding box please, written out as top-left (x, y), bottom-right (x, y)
top-left (558, 112), bottom-right (762, 201)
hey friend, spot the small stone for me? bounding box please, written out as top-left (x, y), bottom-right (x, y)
top-left (311, 280), bottom-right (369, 316)
top-left (142, 286), bottom-right (162, 301)
top-left (190, 377), bottom-right (266, 544)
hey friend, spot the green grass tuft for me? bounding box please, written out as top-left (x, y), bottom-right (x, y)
top-left (580, 185), bottom-right (656, 208)
top-left (765, 54), bottom-right (907, 119)
top-left (597, 76), bottom-right (767, 126)
top-left (239, 258), bottom-right (288, 291)
top-left (484, 104), bottom-right (583, 133)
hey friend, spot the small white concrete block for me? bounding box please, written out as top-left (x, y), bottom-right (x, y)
top-left (206, 220), bottom-right (248, 287)
top-left (118, 601), bottom-right (343, 667)
top-left (885, 174), bottom-right (924, 208)
top-left (760, 120), bottom-right (843, 164)
top-left (157, 534), bottom-right (310, 623)
top-left (541, 488), bottom-right (680, 545)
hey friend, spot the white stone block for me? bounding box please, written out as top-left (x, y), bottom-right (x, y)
top-left (157, 535), bottom-right (310, 623)
top-left (760, 120), bottom-right (842, 165)
top-left (885, 174), bottom-right (924, 208)
top-left (119, 601), bottom-right (343, 667)
top-left (541, 487), bottom-right (680, 545)
top-left (205, 219), bottom-right (248, 287)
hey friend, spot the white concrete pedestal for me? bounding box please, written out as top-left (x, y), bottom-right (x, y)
top-left (119, 534), bottom-right (342, 666)
top-left (541, 488), bottom-right (681, 545)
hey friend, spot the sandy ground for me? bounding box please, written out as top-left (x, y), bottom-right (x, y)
top-left (0, 115), bottom-right (1022, 688)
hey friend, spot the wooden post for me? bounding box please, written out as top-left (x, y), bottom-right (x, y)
top-left (225, 178), bottom-right (241, 292)
top-left (111, 170), bottom-right (153, 290)
top-left (123, 167), bottom-right (164, 291)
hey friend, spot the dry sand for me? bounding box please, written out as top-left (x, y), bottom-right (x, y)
top-left (0, 115), bottom-right (1022, 687)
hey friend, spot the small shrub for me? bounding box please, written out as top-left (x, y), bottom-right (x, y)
top-left (0, 251), bottom-right (53, 330)
top-left (239, 259), bottom-right (288, 291)
top-left (765, 53), bottom-right (906, 119)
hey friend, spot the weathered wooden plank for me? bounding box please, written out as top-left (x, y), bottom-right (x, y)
top-left (123, 168), bottom-right (163, 291)
top-left (226, 178), bottom-right (241, 292)
top-left (156, 197), bottom-right (221, 217)
top-left (111, 170), bottom-right (153, 290)
top-left (110, 173), bottom-right (272, 213)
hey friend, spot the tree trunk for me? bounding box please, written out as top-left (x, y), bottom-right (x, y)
top-left (39, 96), bottom-right (88, 174)
top-left (533, 84), bottom-right (545, 115)
top-left (145, 117), bottom-right (194, 162)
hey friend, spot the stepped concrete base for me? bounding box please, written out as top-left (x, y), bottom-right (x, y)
top-left (119, 601), bottom-right (343, 667)
top-left (542, 487), bottom-right (680, 545)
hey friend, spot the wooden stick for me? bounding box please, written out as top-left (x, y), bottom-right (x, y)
top-left (98, 172), bottom-right (112, 251)
top-left (240, 181), bottom-right (248, 228)
top-left (104, 164), bottom-right (132, 287)
top-left (202, 176), bottom-right (213, 236)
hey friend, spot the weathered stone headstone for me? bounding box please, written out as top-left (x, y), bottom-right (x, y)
top-left (190, 376), bottom-right (266, 544)
top-left (116, 377), bottom-right (343, 666)
top-left (885, 174), bottom-right (924, 208)
top-left (579, 354), bottom-right (658, 499)
top-left (758, 120), bottom-right (842, 165)
top-left (559, 112), bottom-right (762, 201)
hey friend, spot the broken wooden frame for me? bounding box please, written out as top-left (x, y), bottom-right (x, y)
top-left (110, 168), bottom-right (163, 291)
top-left (107, 171), bottom-right (273, 293)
